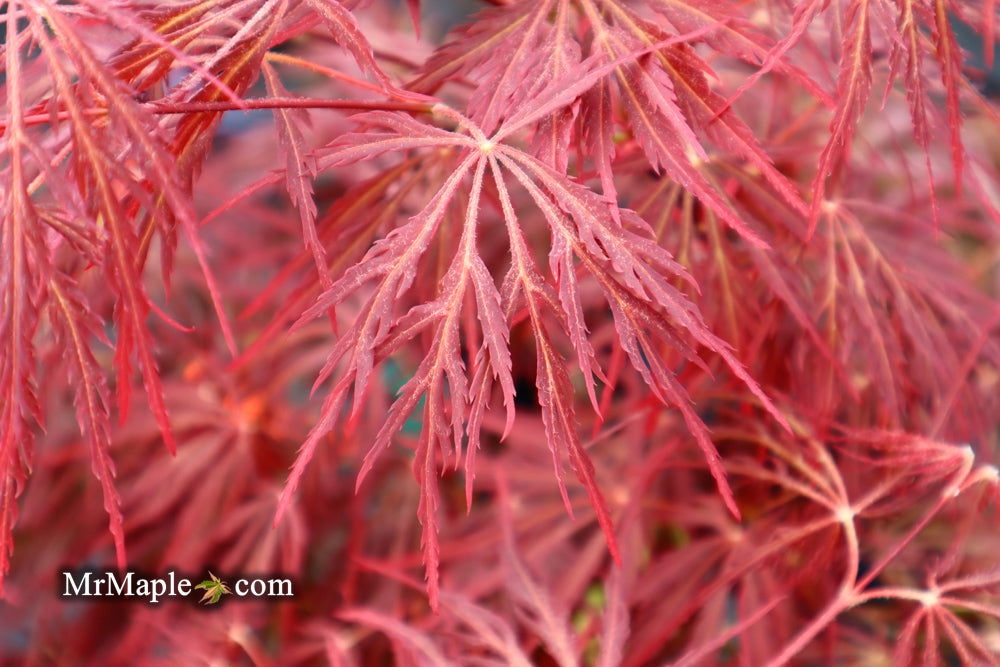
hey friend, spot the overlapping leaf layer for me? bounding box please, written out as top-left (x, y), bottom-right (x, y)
top-left (1, 0), bottom-right (998, 663)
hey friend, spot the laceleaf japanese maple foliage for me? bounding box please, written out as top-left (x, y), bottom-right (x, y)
top-left (1, 0), bottom-right (998, 664)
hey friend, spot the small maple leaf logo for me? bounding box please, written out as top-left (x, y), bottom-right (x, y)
top-left (194, 572), bottom-right (232, 605)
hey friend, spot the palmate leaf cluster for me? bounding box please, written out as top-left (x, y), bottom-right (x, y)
top-left (0, 0), bottom-right (998, 664)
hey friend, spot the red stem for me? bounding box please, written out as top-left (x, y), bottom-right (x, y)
top-left (1, 97), bottom-right (433, 133)
top-left (150, 97), bottom-right (433, 114)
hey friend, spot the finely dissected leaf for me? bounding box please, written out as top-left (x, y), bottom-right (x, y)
top-left (303, 151), bottom-right (479, 419)
top-left (463, 0), bottom-right (555, 135)
top-left (408, 1), bottom-right (541, 95)
top-left (49, 277), bottom-right (125, 570)
top-left (76, 0), bottom-right (246, 106)
top-left (161, 0), bottom-right (291, 112)
top-left (528, 0), bottom-right (580, 172)
top-left (928, 0), bottom-right (965, 189)
top-left (712, 0), bottom-right (830, 113)
top-left (283, 116), bottom-right (617, 578)
top-left (237, 157), bottom-right (430, 362)
top-left (38, 7), bottom-right (238, 351)
top-left (488, 156), bottom-right (582, 517)
top-left (164, 0), bottom-right (287, 188)
top-left (888, 0), bottom-right (941, 226)
top-left (0, 5), bottom-right (43, 592)
top-left (580, 77), bottom-right (619, 209)
top-left (379, 159), bottom-right (489, 608)
top-left (809, 0), bottom-right (873, 234)
top-left (305, 0), bottom-right (401, 95)
top-left (27, 6), bottom-right (177, 453)
top-left (263, 63), bottom-right (328, 287)
top-left (717, 0), bottom-right (967, 231)
top-left (275, 150), bottom-right (479, 532)
top-left (578, 4), bottom-right (771, 247)
top-left (42, 3), bottom-right (240, 356)
top-left (280, 99), bottom-right (804, 591)
top-left (639, 0), bottom-right (835, 108)
top-left (500, 147), bottom-right (789, 425)
top-left (642, 0), bottom-right (792, 70)
top-left (463, 1), bottom-right (798, 245)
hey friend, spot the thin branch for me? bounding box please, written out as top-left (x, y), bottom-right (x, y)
top-left (1, 98), bottom-right (434, 133)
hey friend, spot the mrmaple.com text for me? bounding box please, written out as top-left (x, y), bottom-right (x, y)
top-left (61, 571), bottom-right (293, 604)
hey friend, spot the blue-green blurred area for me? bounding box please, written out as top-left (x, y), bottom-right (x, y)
top-left (417, 0), bottom-right (483, 32)
top-left (951, 15), bottom-right (1000, 95)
